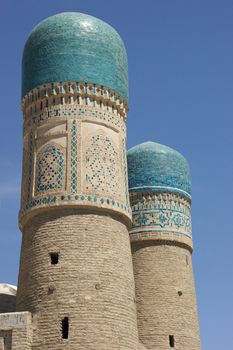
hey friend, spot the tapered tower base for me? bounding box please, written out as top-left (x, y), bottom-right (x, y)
top-left (132, 241), bottom-right (201, 350)
top-left (17, 209), bottom-right (138, 350)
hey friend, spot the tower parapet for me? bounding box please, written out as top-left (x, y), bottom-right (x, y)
top-left (128, 142), bottom-right (201, 350)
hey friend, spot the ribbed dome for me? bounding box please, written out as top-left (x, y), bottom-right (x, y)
top-left (127, 142), bottom-right (191, 198)
top-left (22, 12), bottom-right (128, 99)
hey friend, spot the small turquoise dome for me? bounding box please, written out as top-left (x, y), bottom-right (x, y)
top-left (127, 142), bottom-right (191, 198)
top-left (22, 12), bottom-right (128, 99)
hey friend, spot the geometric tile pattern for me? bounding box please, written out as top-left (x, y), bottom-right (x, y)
top-left (23, 104), bottom-right (124, 131)
top-left (20, 82), bottom-right (131, 225)
top-left (122, 137), bottom-right (129, 206)
top-left (132, 209), bottom-right (192, 234)
top-left (35, 145), bottom-right (64, 194)
top-left (130, 191), bottom-right (192, 239)
top-left (85, 134), bottom-right (119, 194)
top-left (71, 120), bottom-right (78, 193)
top-left (27, 131), bottom-right (33, 201)
top-left (22, 192), bottom-right (131, 216)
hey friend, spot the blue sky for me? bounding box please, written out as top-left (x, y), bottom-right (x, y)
top-left (0, 1), bottom-right (232, 349)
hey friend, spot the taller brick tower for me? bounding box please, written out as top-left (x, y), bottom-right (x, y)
top-left (128, 142), bottom-right (201, 350)
top-left (17, 12), bottom-right (138, 350)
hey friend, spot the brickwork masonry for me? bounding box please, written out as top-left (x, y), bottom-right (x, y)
top-left (131, 242), bottom-right (201, 350)
top-left (16, 209), bottom-right (139, 350)
top-left (0, 312), bottom-right (32, 350)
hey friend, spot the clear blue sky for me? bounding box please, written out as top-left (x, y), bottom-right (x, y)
top-left (0, 1), bottom-right (232, 349)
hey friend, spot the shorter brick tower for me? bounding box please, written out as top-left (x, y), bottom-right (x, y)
top-left (128, 142), bottom-right (201, 350)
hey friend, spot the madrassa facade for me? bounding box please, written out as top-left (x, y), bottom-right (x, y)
top-left (0, 12), bottom-right (201, 350)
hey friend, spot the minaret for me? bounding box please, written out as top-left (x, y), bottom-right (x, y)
top-left (17, 12), bottom-right (138, 350)
top-left (128, 142), bottom-right (201, 350)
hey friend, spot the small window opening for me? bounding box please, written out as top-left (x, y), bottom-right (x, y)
top-left (169, 335), bottom-right (175, 348)
top-left (50, 252), bottom-right (59, 265)
top-left (186, 255), bottom-right (189, 266)
top-left (48, 286), bottom-right (55, 295)
top-left (61, 317), bottom-right (69, 339)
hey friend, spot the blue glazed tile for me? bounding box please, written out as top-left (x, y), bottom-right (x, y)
top-left (127, 142), bottom-right (191, 199)
top-left (22, 12), bottom-right (128, 99)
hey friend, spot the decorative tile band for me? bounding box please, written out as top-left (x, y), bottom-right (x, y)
top-left (23, 104), bottom-right (125, 135)
top-left (132, 210), bottom-right (192, 234)
top-left (19, 88), bottom-right (130, 228)
top-left (122, 137), bottom-right (129, 207)
top-left (70, 120), bottom-right (78, 193)
top-left (129, 186), bottom-right (192, 201)
top-left (19, 192), bottom-right (132, 229)
top-left (27, 131), bottom-right (33, 202)
top-left (21, 81), bottom-right (128, 118)
top-left (129, 191), bottom-right (192, 246)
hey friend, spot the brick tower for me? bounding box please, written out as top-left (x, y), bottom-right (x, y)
top-left (16, 12), bottom-right (138, 350)
top-left (128, 142), bottom-right (201, 350)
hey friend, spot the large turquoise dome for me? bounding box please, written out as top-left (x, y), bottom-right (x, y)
top-left (127, 142), bottom-right (191, 198)
top-left (22, 12), bottom-right (128, 99)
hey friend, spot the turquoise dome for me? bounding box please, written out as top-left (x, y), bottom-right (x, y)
top-left (127, 142), bottom-right (191, 198)
top-left (22, 12), bottom-right (128, 99)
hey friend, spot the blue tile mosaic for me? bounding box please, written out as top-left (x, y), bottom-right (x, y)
top-left (71, 120), bottom-right (78, 193)
top-left (27, 131), bottom-right (33, 201)
top-left (127, 142), bottom-right (191, 199)
top-left (132, 209), bottom-right (192, 234)
top-left (22, 12), bottom-right (128, 99)
top-left (85, 134), bottom-right (118, 194)
top-left (36, 145), bottom-right (64, 193)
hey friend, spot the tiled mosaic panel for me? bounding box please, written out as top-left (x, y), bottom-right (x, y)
top-left (122, 138), bottom-right (129, 206)
top-left (22, 13), bottom-right (128, 99)
top-left (130, 192), bottom-right (192, 237)
top-left (71, 120), bottom-right (78, 193)
top-left (27, 131), bottom-right (34, 202)
top-left (20, 82), bottom-right (131, 221)
top-left (132, 209), bottom-right (192, 235)
top-left (85, 134), bottom-right (119, 194)
top-left (21, 139), bottom-right (29, 208)
top-left (35, 145), bottom-right (64, 194)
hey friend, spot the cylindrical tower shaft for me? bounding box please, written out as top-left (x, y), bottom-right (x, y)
top-left (128, 142), bottom-right (201, 350)
top-left (17, 80), bottom-right (138, 349)
top-left (17, 12), bottom-right (138, 350)
top-left (132, 240), bottom-right (199, 349)
top-left (17, 210), bottom-right (137, 349)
